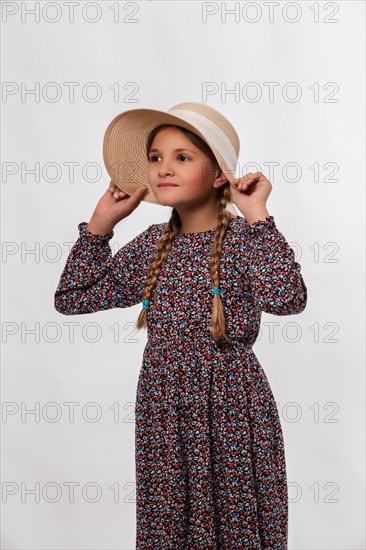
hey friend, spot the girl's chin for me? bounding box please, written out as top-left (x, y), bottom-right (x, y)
top-left (157, 199), bottom-right (179, 207)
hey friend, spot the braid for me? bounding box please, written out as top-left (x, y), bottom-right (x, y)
top-left (209, 184), bottom-right (233, 345)
top-left (136, 183), bottom-right (233, 346)
top-left (135, 208), bottom-right (181, 330)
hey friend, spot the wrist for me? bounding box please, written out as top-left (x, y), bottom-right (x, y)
top-left (87, 216), bottom-right (115, 236)
top-left (239, 204), bottom-right (270, 226)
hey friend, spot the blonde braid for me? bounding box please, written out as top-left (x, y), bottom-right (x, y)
top-left (209, 184), bottom-right (233, 344)
top-left (135, 208), bottom-right (181, 330)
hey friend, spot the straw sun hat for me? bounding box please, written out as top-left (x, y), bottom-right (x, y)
top-left (102, 101), bottom-right (240, 205)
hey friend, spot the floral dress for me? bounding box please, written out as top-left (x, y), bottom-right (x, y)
top-left (54, 214), bottom-right (307, 549)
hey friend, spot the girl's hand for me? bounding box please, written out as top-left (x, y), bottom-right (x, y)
top-left (230, 171), bottom-right (272, 219)
top-left (87, 181), bottom-right (148, 235)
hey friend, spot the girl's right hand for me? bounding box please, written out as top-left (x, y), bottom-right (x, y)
top-left (87, 181), bottom-right (148, 235)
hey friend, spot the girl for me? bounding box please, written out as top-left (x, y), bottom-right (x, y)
top-left (54, 102), bottom-right (307, 549)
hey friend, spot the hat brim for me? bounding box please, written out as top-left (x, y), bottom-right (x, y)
top-left (102, 108), bottom-right (234, 205)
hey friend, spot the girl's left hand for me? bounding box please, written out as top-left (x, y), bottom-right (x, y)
top-left (230, 171), bottom-right (272, 213)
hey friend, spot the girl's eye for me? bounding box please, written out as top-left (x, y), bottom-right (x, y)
top-left (148, 154), bottom-right (190, 162)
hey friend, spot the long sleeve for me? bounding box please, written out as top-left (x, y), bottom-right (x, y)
top-left (54, 221), bottom-right (154, 315)
top-left (239, 215), bottom-right (307, 316)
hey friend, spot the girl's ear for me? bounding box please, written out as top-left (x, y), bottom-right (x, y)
top-left (213, 172), bottom-right (229, 188)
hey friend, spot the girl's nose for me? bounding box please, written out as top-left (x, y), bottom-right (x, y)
top-left (158, 163), bottom-right (174, 176)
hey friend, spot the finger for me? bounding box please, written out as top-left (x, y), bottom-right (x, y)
top-left (113, 190), bottom-right (127, 198)
top-left (111, 187), bottom-right (128, 199)
top-left (238, 179), bottom-right (256, 191)
top-left (244, 171), bottom-right (261, 181)
top-left (235, 176), bottom-right (255, 190)
top-left (122, 187), bottom-right (146, 209)
top-left (231, 179), bottom-right (243, 188)
top-left (240, 174), bottom-right (259, 188)
top-left (236, 178), bottom-right (249, 188)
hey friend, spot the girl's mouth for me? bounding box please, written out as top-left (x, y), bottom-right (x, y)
top-left (158, 184), bottom-right (178, 187)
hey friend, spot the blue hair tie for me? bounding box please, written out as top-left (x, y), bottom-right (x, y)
top-left (212, 287), bottom-right (221, 295)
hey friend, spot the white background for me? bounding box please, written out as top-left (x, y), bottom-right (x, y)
top-left (1, 1), bottom-right (365, 548)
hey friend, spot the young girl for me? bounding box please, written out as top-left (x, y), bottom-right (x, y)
top-left (54, 102), bottom-right (307, 549)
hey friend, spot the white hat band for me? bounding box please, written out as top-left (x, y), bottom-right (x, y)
top-left (168, 108), bottom-right (238, 172)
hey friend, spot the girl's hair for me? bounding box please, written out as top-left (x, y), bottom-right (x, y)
top-left (135, 124), bottom-right (234, 345)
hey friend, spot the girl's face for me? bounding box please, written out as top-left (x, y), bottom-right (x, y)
top-left (147, 126), bottom-right (226, 209)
